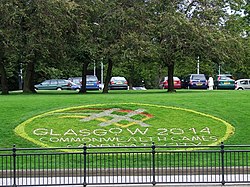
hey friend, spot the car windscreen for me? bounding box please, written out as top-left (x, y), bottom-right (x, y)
top-left (192, 75), bottom-right (206, 80)
top-left (68, 78), bottom-right (81, 84)
top-left (220, 76), bottom-right (233, 80)
top-left (42, 80), bottom-right (50, 84)
top-left (164, 77), bottom-right (179, 81)
top-left (87, 76), bottom-right (98, 81)
top-left (225, 75), bottom-right (233, 79)
top-left (113, 77), bottom-right (126, 81)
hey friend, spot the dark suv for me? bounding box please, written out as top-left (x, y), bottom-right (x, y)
top-left (182, 74), bottom-right (208, 89)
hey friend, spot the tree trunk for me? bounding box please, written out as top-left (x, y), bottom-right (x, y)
top-left (79, 62), bottom-right (89, 94)
top-left (167, 62), bottom-right (176, 93)
top-left (23, 61), bottom-right (36, 93)
top-left (102, 58), bottom-right (113, 93)
top-left (158, 64), bottom-right (163, 86)
top-left (129, 61), bottom-right (135, 89)
top-left (0, 61), bottom-right (9, 95)
top-left (128, 77), bottom-right (133, 90)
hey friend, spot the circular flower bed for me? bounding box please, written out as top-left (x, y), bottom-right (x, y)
top-left (15, 103), bottom-right (234, 148)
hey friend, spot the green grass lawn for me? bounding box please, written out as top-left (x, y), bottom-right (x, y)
top-left (0, 89), bottom-right (249, 149)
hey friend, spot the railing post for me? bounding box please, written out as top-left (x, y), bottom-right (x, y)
top-left (220, 142), bottom-right (225, 185)
top-left (83, 143), bottom-right (87, 187)
top-left (12, 144), bottom-right (17, 187)
top-left (152, 142), bottom-right (156, 186)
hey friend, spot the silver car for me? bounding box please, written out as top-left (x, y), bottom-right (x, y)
top-left (34, 79), bottom-right (75, 91)
top-left (109, 76), bottom-right (128, 90)
top-left (235, 79), bottom-right (250, 90)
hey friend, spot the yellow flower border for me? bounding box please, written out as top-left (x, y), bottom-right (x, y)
top-left (14, 103), bottom-right (235, 148)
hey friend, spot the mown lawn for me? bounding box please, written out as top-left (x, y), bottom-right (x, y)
top-left (0, 89), bottom-right (249, 148)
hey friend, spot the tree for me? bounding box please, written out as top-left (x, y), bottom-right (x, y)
top-left (143, 0), bottom-right (247, 92)
top-left (15, 0), bottom-right (76, 93)
top-left (84, 0), bottom-right (149, 93)
top-left (221, 1), bottom-right (250, 77)
top-left (179, 0), bottom-right (248, 77)
top-left (145, 1), bottom-right (203, 92)
top-left (0, 0), bottom-right (20, 94)
top-left (1, 0), bottom-right (249, 93)
top-left (62, 0), bottom-right (101, 94)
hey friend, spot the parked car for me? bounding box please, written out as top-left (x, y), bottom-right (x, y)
top-left (182, 74), bottom-right (208, 89)
top-left (235, 79), bottom-right (250, 90)
top-left (109, 76), bottom-right (128, 90)
top-left (160, 76), bottom-right (181, 89)
top-left (214, 74), bottom-right (235, 90)
top-left (68, 75), bottom-right (100, 90)
top-left (34, 79), bottom-right (74, 90)
top-left (70, 83), bottom-right (81, 91)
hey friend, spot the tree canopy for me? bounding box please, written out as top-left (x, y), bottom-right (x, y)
top-left (0, 0), bottom-right (249, 94)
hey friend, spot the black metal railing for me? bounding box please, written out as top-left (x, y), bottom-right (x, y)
top-left (0, 142), bottom-right (249, 186)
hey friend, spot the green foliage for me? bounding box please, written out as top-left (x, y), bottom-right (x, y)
top-left (0, 0), bottom-right (249, 91)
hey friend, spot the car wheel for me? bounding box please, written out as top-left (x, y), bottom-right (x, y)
top-left (56, 87), bottom-right (62, 91)
top-left (75, 88), bottom-right (80, 92)
top-left (237, 87), bottom-right (243, 90)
